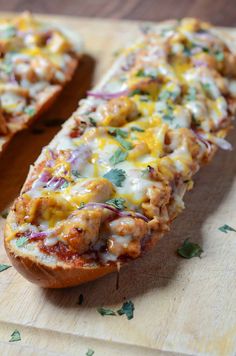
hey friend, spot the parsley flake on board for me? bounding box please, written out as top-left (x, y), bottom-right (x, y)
top-left (130, 126), bottom-right (144, 132)
top-left (218, 224), bottom-right (236, 233)
top-left (9, 329), bottom-right (21, 342)
top-left (15, 236), bottom-right (28, 248)
top-left (177, 239), bottom-right (203, 259)
top-left (0, 264), bottom-right (11, 272)
top-left (117, 300), bottom-right (135, 320)
top-left (109, 148), bottom-right (128, 165)
top-left (97, 307), bottom-right (116, 316)
top-left (103, 169), bottom-right (126, 187)
top-left (106, 198), bottom-right (126, 210)
top-left (86, 349), bottom-right (95, 356)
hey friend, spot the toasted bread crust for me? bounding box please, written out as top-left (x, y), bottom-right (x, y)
top-left (5, 242), bottom-right (117, 288)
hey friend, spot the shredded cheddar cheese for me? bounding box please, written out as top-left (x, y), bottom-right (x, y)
top-left (8, 18), bottom-right (236, 264)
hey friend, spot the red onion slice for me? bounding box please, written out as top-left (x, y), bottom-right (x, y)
top-left (79, 202), bottom-right (149, 222)
top-left (87, 89), bottom-right (130, 100)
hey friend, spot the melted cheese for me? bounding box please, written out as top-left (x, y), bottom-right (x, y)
top-left (10, 18), bottom-right (236, 261)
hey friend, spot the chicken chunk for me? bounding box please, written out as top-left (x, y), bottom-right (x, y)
top-left (107, 217), bottom-right (148, 258)
top-left (55, 209), bottom-right (102, 254)
top-left (100, 96), bottom-right (139, 126)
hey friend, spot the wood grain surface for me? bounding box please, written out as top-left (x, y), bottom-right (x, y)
top-left (0, 13), bottom-right (236, 356)
top-left (0, 0), bottom-right (235, 26)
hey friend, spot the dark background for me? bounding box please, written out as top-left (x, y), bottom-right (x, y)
top-left (0, 0), bottom-right (235, 26)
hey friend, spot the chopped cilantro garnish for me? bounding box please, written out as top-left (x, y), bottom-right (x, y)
top-left (129, 89), bottom-right (145, 96)
top-left (108, 128), bottom-right (128, 138)
top-left (186, 87), bottom-right (197, 101)
top-left (1, 26), bottom-right (16, 39)
top-left (177, 239), bottom-right (203, 259)
top-left (218, 224), bottom-right (236, 233)
top-left (97, 307), bottom-right (116, 316)
top-left (136, 68), bottom-right (156, 79)
top-left (24, 106), bottom-right (36, 117)
top-left (9, 329), bottom-right (21, 342)
top-left (72, 170), bottom-right (82, 178)
top-left (16, 236), bottom-right (28, 248)
top-left (79, 202), bottom-right (85, 209)
top-left (183, 46), bottom-right (192, 57)
top-left (60, 181), bottom-right (69, 189)
top-left (115, 135), bottom-right (133, 150)
top-left (159, 90), bottom-right (178, 101)
top-left (117, 300), bottom-right (135, 320)
top-left (103, 169), bottom-right (126, 187)
top-left (106, 198), bottom-right (126, 210)
top-left (136, 69), bottom-right (145, 77)
top-left (89, 117), bottom-right (97, 127)
top-left (0, 264), bottom-right (11, 272)
top-left (215, 51), bottom-right (224, 62)
top-left (86, 349), bottom-right (95, 356)
top-left (77, 294), bottom-right (84, 305)
top-left (163, 113), bottom-right (174, 122)
top-left (202, 83), bottom-right (211, 92)
top-left (109, 148), bottom-right (128, 165)
top-left (130, 126), bottom-right (144, 132)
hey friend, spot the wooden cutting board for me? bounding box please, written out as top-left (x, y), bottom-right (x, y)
top-left (0, 13), bottom-right (236, 356)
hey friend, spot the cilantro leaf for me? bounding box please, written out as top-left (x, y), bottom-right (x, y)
top-left (218, 224), bottom-right (236, 233)
top-left (115, 135), bottom-right (133, 150)
top-left (24, 106), bottom-right (36, 117)
top-left (117, 300), bottom-right (134, 320)
top-left (177, 239), bottom-right (203, 259)
top-left (108, 127), bottom-right (128, 138)
top-left (89, 117), bottom-right (97, 127)
top-left (136, 69), bottom-right (156, 79)
top-left (9, 329), bottom-right (21, 342)
top-left (16, 237), bottom-right (28, 248)
top-left (109, 148), bottom-right (128, 165)
top-left (72, 170), bottom-right (82, 178)
top-left (129, 89), bottom-right (146, 96)
top-left (86, 349), bottom-right (95, 356)
top-left (77, 294), bottom-right (84, 305)
top-left (79, 202), bottom-right (85, 209)
top-left (106, 198), bottom-right (126, 210)
top-left (97, 307), bottom-right (116, 316)
top-left (186, 87), bottom-right (197, 101)
top-left (0, 264), bottom-right (11, 272)
top-left (130, 126), bottom-right (144, 132)
top-left (215, 51), bottom-right (224, 62)
top-left (60, 181), bottom-right (69, 189)
top-left (103, 169), bottom-right (126, 187)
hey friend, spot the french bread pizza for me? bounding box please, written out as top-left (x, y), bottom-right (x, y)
top-left (4, 18), bottom-right (236, 288)
top-left (0, 12), bottom-right (81, 152)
